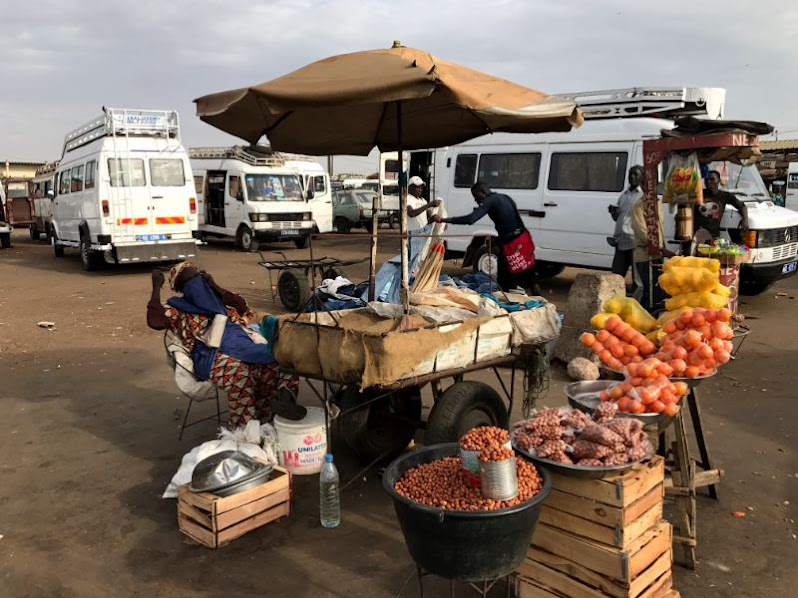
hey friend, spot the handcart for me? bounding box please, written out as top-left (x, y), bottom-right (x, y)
top-left (256, 251), bottom-right (368, 311)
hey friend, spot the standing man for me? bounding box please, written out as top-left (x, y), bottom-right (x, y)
top-left (433, 181), bottom-right (540, 294)
top-left (406, 176), bottom-right (440, 232)
top-left (608, 165), bottom-right (644, 291)
top-left (696, 170), bottom-right (748, 239)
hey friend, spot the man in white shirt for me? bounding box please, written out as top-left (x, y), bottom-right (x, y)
top-left (406, 176), bottom-right (440, 231)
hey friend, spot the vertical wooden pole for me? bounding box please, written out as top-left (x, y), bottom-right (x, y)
top-left (397, 100), bottom-right (409, 314)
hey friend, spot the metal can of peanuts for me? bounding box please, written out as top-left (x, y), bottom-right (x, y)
top-left (479, 457), bottom-right (518, 501)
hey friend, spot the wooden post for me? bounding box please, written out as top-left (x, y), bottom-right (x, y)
top-left (396, 100), bottom-right (410, 314)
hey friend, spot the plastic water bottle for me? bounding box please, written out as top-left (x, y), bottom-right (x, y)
top-left (320, 453), bottom-right (340, 528)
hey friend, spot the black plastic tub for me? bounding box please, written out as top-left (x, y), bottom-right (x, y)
top-left (382, 443), bottom-right (551, 582)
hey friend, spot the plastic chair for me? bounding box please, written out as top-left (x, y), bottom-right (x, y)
top-left (163, 330), bottom-right (226, 439)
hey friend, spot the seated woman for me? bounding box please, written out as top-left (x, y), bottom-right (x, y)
top-left (148, 261), bottom-right (302, 427)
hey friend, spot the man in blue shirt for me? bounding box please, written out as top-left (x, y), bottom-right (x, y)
top-left (434, 181), bottom-right (540, 294)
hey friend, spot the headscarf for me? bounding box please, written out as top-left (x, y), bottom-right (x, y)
top-left (168, 260), bottom-right (197, 291)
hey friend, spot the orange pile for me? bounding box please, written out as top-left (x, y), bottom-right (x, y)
top-left (654, 308), bottom-right (733, 377)
top-left (599, 358), bottom-right (688, 416)
top-left (580, 316), bottom-right (657, 371)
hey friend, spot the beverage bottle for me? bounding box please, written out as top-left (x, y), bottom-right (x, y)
top-left (319, 453), bottom-right (340, 528)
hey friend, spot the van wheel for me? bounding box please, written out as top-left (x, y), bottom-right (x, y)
top-left (739, 279), bottom-right (771, 296)
top-left (535, 261), bottom-right (565, 279)
top-left (52, 232), bottom-right (64, 257)
top-left (334, 217), bottom-right (351, 234)
top-left (29, 224), bottom-right (41, 241)
top-left (293, 236), bottom-right (309, 249)
top-left (235, 225), bottom-right (256, 252)
top-left (80, 236), bottom-right (103, 271)
top-left (473, 244), bottom-right (500, 276)
top-left (0, 233), bottom-right (10, 249)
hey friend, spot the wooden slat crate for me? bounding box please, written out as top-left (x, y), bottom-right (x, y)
top-left (177, 465), bottom-right (291, 548)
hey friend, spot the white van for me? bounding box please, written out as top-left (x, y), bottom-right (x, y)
top-left (52, 108), bottom-right (199, 270)
top-left (281, 154), bottom-right (333, 233)
top-left (190, 146), bottom-right (314, 251)
top-left (786, 163), bottom-right (798, 212)
top-left (0, 184), bottom-right (10, 248)
top-left (403, 116), bottom-right (798, 294)
top-left (30, 161), bottom-right (57, 241)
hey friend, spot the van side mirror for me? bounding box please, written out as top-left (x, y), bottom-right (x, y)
top-left (306, 188), bottom-right (315, 200)
top-left (236, 190), bottom-right (244, 201)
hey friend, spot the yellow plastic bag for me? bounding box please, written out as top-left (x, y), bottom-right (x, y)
top-left (658, 266), bottom-right (717, 295)
top-left (656, 307), bottom-right (692, 326)
top-left (662, 256), bottom-right (720, 273)
top-left (665, 291), bottom-right (728, 311)
top-left (662, 152), bottom-right (703, 205)
top-left (601, 296), bottom-right (658, 333)
top-left (646, 328), bottom-right (666, 346)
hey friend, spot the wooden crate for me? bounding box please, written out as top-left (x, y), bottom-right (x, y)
top-left (538, 482), bottom-right (664, 549)
top-left (177, 465), bottom-right (291, 548)
top-left (547, 457), bottom-right (664, 509)
top-left (530, 521), bottom-right (671, 585)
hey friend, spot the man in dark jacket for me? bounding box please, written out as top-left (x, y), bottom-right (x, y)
top-left (434, 181), bottom-right (540, 294)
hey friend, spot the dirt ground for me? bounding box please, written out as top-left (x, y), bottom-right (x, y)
top-left (1, 229), bottom-right (796, 598)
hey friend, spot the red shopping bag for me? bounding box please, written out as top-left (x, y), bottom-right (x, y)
top-left (502, 230), bottom-right (536, 274)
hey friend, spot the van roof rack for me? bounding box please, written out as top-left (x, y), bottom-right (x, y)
top-left (189, 145), bottom-right (288, 167)
top-left (35, 160), bottom-right (59, 176)
top-left (559, 87), bottom-right (726, 121)
top-left (189, 145), bottom-right (319, 167)
top-left (63, 108), bottom-right (180, 155)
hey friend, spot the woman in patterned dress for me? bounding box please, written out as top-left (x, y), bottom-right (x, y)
top-left (147, 261), bottom-right (301, 427)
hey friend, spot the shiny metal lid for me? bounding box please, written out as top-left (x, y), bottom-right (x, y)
top-left (189, 450), bottom-right (268, 493)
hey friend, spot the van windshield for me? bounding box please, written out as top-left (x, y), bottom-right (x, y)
top-left (244, 174), bottom-right (304, 202)
top-left (706, 161), bottom-right (769, 200)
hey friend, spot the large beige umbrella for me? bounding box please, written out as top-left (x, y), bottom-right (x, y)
top-left (195, 44), bottom-right (583, 307)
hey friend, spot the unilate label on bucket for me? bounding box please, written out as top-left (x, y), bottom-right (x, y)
top-left (274, 406), bottom-right (327, 475)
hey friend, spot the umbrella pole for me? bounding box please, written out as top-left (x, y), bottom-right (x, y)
top-left (397, 100), bottom-right (409, 314)
top-left (368, 193), bottom-right (379, 301)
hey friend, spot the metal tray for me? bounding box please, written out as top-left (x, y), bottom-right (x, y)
top-left (513, 441), bottom-right (649, 479)
top-left (565, 381), bottom-right (677, 428)
top-left (670, 371), bottom-right (716, 388)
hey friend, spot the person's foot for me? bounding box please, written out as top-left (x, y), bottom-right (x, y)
top-left (271, 389), bottom-right (307, 421)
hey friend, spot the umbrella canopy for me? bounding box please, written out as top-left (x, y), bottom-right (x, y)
top-left (194, 46), bottom-right (583, 155)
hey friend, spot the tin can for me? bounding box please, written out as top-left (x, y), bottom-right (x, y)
top-left (479, 457), bottom-right (518, 501)
top-left (460, 440), bottom-right (512, 475)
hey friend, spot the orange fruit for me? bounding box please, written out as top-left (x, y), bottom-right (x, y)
top-left (650, 400), bottom-right (666, 413)
top-left (630, 400), bottom-right (646, 414)
top-left (640, 341), bottom-right (657, 356)
top-left (599, 350), bottom-right (612, 364)
top-left (697, 344), bottom-right (713, 360)
top-left (669, 359), bottom-right (687, 375)
top-left (605, 316), bottom-right (622, 332)
top-left (611, 344), bottom-right (625, 359)
top-left (705, 310), bottom-right (718, 323)
top-left (708, 337), bottom-right (724, 351)
top-left (672, 346), bottom-right (688, 360)
top-left (610, 385), bottom-right (624, 400)
top-left (599, 390), bottom-right (610, 401)
top-left (684, 366), bottom-right (700, 378)
top-left (717, 309), bottom-right (731, 322)
top-left (673, 381), bottom-right (689, 395)
top-left (714, 350), bottom-right (730, 364)
top-left (692, 313), bottom-right (706, 328)
top-left (663, 321), bottom-right (677, 334)
top-left (617, 397), bottom-right (631, 412)
top-left (581, 332), bottom-right (596, 347)
top-left (663, 402), bottom-right (679, 416)
top-left (624, 344), bottom-right (639, 357)
top-left (596, 330), bottom-right (610, 343)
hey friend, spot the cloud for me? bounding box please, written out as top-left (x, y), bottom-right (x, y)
top-left (2, 0), bottom-right (798, 170)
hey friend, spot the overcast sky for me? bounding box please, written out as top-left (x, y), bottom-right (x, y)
top-left (2, 0), bottom-right (797, 173)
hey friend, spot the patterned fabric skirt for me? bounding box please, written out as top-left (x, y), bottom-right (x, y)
top-left (209, 353), bottom-right (299, 427)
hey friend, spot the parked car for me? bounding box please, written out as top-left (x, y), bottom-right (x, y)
top-left (332, 189), bottom-right (397, 233)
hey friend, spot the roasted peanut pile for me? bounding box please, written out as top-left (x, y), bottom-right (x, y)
top-left (394, 456), bottom-right (543, 511)
top-left (478, 445), bottom-right (515, 463)
top-left (459, 426), bottom-right (510, 451)
top-left (513, 407), bottom-right (651, 467)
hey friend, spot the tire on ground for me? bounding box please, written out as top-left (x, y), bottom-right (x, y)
top-left (79, 230), bottom-right (104, 271)
top-left (334, 217), bottom-right (351, 234)
top-left (278, 268), bottom-right (311, 311)
top-left (334, 386), bottom-right (422, 462)
top-left (293, 236), bottom-right (309, 249)
top-left (235, 225), bottom-right (256, 252)
top-left (472, 244), bottom-right (500, 276)
top-left (0, 233), bottom-right (10, 249)
top-left (424, 381), bottom-right (509, 445)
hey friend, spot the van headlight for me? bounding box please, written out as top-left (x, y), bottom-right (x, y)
top-left (303, 213), bottom-right (311, 221)
top-left (249, 213), bottom-right (268, 222)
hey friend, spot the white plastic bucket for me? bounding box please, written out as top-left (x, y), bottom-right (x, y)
top-left (274, 406), bottom-right (328, 475)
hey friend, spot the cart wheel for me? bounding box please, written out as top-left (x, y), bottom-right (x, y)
top-left (334, 386), bottom-right (422, 463)
top-left (424, 381), bottom-right (508, 444)
top-left (473, 244), bottom-right (500, 276)
top-left (278, 268), bottom-right (312, 312)
top-left (322, 266), bottom-right (343, 281)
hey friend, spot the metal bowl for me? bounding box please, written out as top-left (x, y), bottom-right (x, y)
top-left (189, 450), bottom-right (272, 494)
top-left (212, 467), bottom-right (274, 497)
top-left (565, 380), bottom-right (681, 429)
top-left (670, 371), bottom-right (716, 388)
top-left (513, 442), bottom-right (649, 479)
